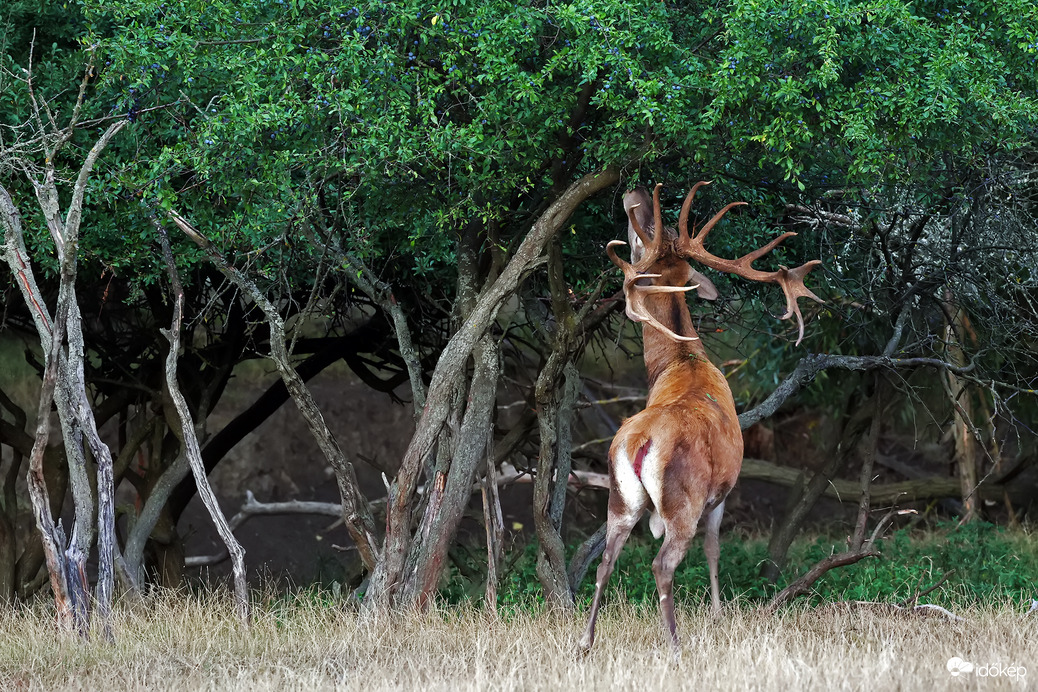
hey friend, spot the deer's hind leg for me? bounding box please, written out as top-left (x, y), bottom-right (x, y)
top-left (579, 454), bottom-right (649, 652)
top-left (704, 498), bottom-right (726, 615)
top-left (652, 482), bottom-right (708, 650)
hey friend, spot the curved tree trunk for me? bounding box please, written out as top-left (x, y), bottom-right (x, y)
top-left (365, 167), bottom-right (620, 610)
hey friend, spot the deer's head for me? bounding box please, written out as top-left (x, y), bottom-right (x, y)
top-left (609, 182), bottom-right (823, 345)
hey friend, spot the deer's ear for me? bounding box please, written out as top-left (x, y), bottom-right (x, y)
top-left (623, 188), bottom-right (654, 263)
top-left (691, 270), bottom-right (719, 300)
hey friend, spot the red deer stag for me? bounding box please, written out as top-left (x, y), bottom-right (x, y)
top-left (580, 182), bottom-right (822, 651)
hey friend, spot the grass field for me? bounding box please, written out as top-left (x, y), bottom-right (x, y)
top-left (0, 589), bottom-right (1033, 691)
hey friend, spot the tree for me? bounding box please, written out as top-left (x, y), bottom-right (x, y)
top-left (1, 0), bottom-right (1035, 618)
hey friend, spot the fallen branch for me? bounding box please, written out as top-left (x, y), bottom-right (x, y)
top-left (185, 461), bottom-right (610, 567)
top-left (185, 491), bottom-right (342, 567)
top-left (739, 458), bottom-right (1026, 505)
top-left (843, 601), bottom-right (966, 622)
top-left (764, 505), bottom-right (910, 614)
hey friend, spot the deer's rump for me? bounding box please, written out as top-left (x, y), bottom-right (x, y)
top-left (608, 400), bottom-right (742, 539)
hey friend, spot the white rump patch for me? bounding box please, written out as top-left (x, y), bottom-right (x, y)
top-left (613, 447), bottom-right (648, 513)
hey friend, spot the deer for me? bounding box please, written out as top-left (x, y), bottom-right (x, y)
top-left (579, 182), bottom-right (822, 652)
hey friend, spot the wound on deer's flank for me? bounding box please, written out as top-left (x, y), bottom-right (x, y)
top-left (633, 439), bottom-right (652, 480)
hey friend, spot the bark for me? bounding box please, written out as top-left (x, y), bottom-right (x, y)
top-left (737, 458), bottom-right (1032, 504)
top-left (184, 491), bottom-right (343, 566)
top-left (24, 295), bottom-right (75, 629)
top-left (334, 252), bottom-right (427, 415)
top-left (534, 359), bottom-right (581, 607)
top-left (530, 236), bottom-right (585, 607)
top-left (2, 117), bottom-right (125, 635)
top-left (481, 444), bottom-right (504, 610)
top-left (366, 167), bottom-right (619, 609)
top-left (567, 523), bottom-right (607, 595)
top-left (942, 291), bottom-right (980, 521)
top-left (0, 390), bottom-right (28, 602)
top-left (401, 336), bottom-right (500, 607)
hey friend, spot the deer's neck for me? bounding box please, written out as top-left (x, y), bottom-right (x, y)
top-left (641, 292), bottom-right (711, 388)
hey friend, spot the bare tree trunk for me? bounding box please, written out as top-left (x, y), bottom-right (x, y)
top-left (157, 223), bottom-right (249, 623)
top-left (534, 358), bottom-right (581, 607)
top-left (942, 291), bottom-right (980, 522)
top-left (401, 336), bottom-right (500, 607)
top-left (2, 114), bottom-right (125, 635)
top-left (531, 233), bottom-right (624, 606)
top-left (24, 297), bottom-right (75, 629)
top-left (481, 442), bottom-right (503, 611)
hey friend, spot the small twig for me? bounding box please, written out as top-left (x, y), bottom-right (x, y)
top-left (898, 570), bottom-right (956, 609)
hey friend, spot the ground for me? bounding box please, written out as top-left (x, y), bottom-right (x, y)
top-left (0, 592), bottom-right (1032, 691)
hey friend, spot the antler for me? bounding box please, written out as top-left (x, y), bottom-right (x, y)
top-left (606, 239), bottom-right (700, 342)
top-left (674, 181), bottom-right (824, 346)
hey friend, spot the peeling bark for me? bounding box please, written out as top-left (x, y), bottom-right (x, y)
top-left (2, 114), bottom-right (125, 636)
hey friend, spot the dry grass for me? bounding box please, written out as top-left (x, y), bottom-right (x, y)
top-left (0, 589), bottom-right (1033, 691)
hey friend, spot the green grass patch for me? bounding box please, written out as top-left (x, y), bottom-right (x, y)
top-left (492, 521), bottom-right (1037, 611)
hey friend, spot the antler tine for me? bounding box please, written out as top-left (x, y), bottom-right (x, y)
top-left (626, 297), bottom-right (700, 342)
top-left (674, 184), bottom-right (824, 345)
top-left (606, 239), bottom-right (634, 274)
top-left (694, 201), bottom-right (748, 245)
top-left (607, 239), bottom-right (700, 342)
top-left (677, 180), bottom-right (712, 242)
top-left (777, 260), bottom-right (825, 346)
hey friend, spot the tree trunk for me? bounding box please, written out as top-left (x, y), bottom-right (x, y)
top-left (401, 336), bottom-right (501, 607)
top-left (942, 290), bottom-right (980, 522)
top-left (365, 167), bottom-right (619, 609)
top-left (761, 380), bottom-right (873, 582)
top-left (534, 361), bottom-right (581, 607)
